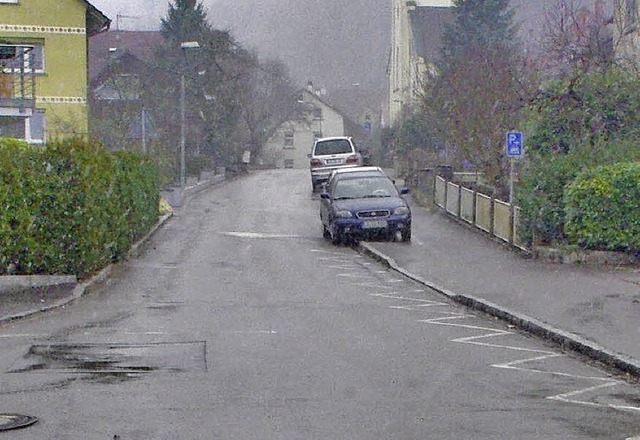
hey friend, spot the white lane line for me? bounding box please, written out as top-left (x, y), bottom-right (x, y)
top-left (370, 293), bottom-right (436, 302)
top-left (546, 381), bottom-right (640, 413)
top-left (337, 273), bottom-right (374, 279)
top-left (221, 232), bottom-right (301, 239)
top-left (225, 330), bottom-right (278, 335)
top-left (0, 333), bottom-right (48, 338)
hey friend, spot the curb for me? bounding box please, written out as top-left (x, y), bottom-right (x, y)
top-left (1, 171), bottom-right (238, 326)
top-left (0, 212), bottom-right (174, 325)
top-left (359, 242), bottom-right (640, 379)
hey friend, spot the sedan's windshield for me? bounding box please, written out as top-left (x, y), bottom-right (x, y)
top-left (333, 176), bottom-right (397, 200)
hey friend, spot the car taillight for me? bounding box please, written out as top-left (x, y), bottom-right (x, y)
top-left (310, 159), bottom-right (322, 167)
top-left (346, 155), bottom-right (359, 164)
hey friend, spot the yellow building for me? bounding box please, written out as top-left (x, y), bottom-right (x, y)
top-left (0, 0), bottom-right (110, 143)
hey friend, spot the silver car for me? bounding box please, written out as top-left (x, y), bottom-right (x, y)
top-left (309, 136), bottom-right (362, 191)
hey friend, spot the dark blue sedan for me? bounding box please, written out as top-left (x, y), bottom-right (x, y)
top-left (320, 174), bottom-right (412, 244)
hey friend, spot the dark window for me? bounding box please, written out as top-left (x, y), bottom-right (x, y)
top-left (0, 115), bottom-right (25, 138)
top-left (0, 44), bottom-right (44, 73)
top-left (314, 139), bottom-right (353, 155)
top-left (0, 110), bottom-right (45, 143)
top-left (284, 131), bottom-right (294, 148)
top-left (29, 109), bottom-right (45, 142)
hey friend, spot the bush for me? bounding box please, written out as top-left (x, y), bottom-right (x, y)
top-left (517, 137), bottom-right (640, 245)
top-left (564, 162), bottom-right (640, 252)
top-left (516, 66), bottom-right (640, 246)
top-left (0, 138), bottom-right (160, 278)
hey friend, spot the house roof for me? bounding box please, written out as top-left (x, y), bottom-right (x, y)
top-left (89, 30), bottom-right (163, 80)
top-left (84, 0), bottom-right (111, 37)
top-left (409, 6), bottom-right (454, 62)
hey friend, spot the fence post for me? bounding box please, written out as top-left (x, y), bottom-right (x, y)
top-left (489, 193), bottom-right (495, 237)
top-left (443, 176), bottom-right (448, 213)
top-left (456, 184), bottom-right (462, 219)
top-left (509, 203), bottom-right (515, 245)
top-left (472, 190), bottom-right (477, 227)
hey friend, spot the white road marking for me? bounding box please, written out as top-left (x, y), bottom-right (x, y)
top-left (225, 330), bottom-right (278, 335)
top-left (321, 249), bottom-right (640, 414)
top-left (221, 231), bottom-right (301, 239)
top-left (0, 333), bottom-right (48, 339)
top-left (336, 273), bottom-right (373, 279)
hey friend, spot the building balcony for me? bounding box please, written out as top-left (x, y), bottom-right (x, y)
top-left (0, 48), bottom-right (36, 114)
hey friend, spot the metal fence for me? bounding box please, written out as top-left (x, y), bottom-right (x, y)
top-left (434, 176), bottom-right (528, 251)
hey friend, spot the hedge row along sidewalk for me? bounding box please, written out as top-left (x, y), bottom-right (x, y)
top-left (0, 138), bottom-right (160, 279)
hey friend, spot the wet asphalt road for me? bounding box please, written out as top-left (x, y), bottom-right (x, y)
top-left (1, 169), bottom-right (640, 439)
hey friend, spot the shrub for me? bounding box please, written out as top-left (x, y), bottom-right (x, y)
top-left (516, 66), bottom-right (640, 246)
top-left (564, 162), bottom-right (640, 252)
top-left (0, 138), bottom-right (160, 278)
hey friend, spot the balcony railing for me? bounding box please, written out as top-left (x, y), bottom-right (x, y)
top-left (0, 47), bottom-right (36, 112)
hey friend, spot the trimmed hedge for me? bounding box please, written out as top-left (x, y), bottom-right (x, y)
top-left (0, 138), bottom-right (160, 278)
top-left (564, 162), bottom-right (640, 252)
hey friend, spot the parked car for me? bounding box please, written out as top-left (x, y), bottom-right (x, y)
top-left (324, 166), bottom-right (385, 191)
top-left (320, 173), bottom-right (411, 244)
top-left (309, 136), bottom-right (362, 191)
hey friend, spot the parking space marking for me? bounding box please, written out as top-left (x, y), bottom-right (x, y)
top-left (315, 250), bottom-right (640, 413)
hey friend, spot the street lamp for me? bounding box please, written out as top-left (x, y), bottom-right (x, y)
top-left (179, 40), bottom-right (200, 186)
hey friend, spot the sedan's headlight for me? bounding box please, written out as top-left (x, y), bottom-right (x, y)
top-left (335, 210), bottom-right (353, 218)
top-left (394, 206), bottom-right (410, 216)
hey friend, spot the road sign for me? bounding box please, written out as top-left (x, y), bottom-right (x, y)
top-left (506, 131), bottom-right (523, 157)
top-left (363, 121), bottom-right (372, 134)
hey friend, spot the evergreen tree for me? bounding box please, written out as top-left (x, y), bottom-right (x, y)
top-left (419, 0), bottom-right (532, 195)
top-left (160, 0), bottom-right (211, 45)
top-left (441, 0), bottom-right (519, 64)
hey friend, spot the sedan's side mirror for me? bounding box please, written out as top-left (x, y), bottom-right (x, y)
top-left (400, 188), bottom-right (410, 195)
top-left (320, 192), bottom-right (331, 200)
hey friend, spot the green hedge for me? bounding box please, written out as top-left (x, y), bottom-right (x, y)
top-left (0, 138), bottom-right (160, 278)
top-left (564, 162), bottom-right (640, 252)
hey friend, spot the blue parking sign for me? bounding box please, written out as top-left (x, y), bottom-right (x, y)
top-left (506, 131), bottom-right (523, 157)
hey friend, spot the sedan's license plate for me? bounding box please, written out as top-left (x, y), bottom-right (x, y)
top-left (363, 220), bottom-right (388, 229)
top-left (325, 158), bottom-right (343, 165)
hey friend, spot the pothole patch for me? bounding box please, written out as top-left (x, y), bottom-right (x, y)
top-left (0, 414), bottom-right (38, 431)
top-left (8, 341), bottom-right (207, 376)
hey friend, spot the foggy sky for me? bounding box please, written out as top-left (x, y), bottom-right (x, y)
top-left (89, 0), bottom-right (391, 92)
top-left (90, 0), bottom-right (610, 93)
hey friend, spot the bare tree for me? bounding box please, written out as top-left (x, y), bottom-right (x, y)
top-left (541, 0), bottom-right (614, 77)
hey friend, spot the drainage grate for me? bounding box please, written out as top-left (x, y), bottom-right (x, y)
top-left (8, 341), bottom-right (207, 375)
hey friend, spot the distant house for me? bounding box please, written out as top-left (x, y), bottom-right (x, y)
top-left (0, 0), bottom-right (110, 143)
top-left (88, 30), bottom-right (163, 150)
top-left (261, 86), bottom-right (348, 169)
top-left (386, 0), bottom-right (454, 126)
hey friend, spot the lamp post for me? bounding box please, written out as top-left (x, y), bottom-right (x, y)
top-left (179, 41), bottom-right (200, 186)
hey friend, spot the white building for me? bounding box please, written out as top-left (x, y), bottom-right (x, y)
top-left (261, 87), bottom-right (346, 169)
top-left (387, 0), bottom-right (454, 126)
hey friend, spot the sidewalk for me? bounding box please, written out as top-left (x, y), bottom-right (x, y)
top-left (359, 201), bottom-right (640, 377)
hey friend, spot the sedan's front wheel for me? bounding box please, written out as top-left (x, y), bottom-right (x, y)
top-left (331, 225), bottom-right (343, 245)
